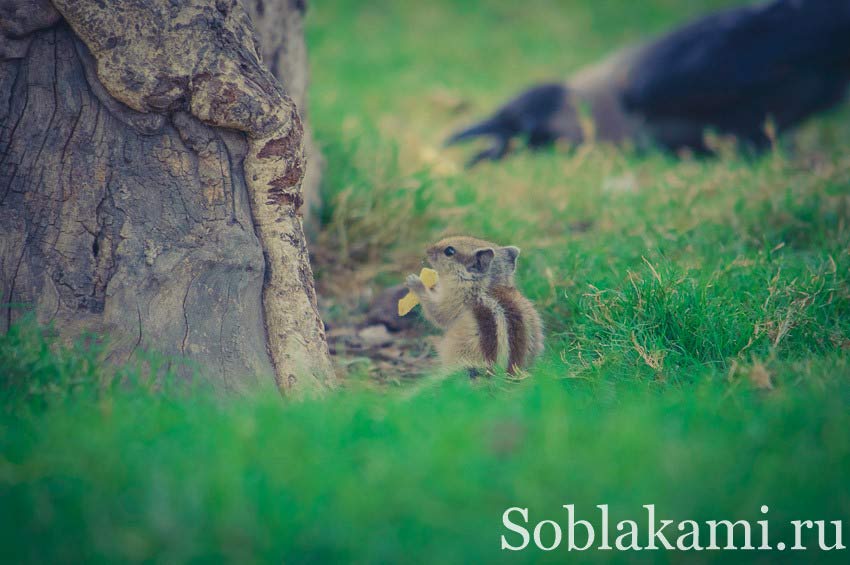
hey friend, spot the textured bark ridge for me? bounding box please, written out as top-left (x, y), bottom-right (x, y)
top-left (0, 0), bottom-right (335, 394)
top-left (246, 0), bottom-right (322, 228)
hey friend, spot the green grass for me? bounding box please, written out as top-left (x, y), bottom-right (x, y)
top-left (3, 0), bottom-right (850, 562)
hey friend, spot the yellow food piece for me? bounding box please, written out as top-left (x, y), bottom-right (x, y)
top-left (398, 268), bottom-right (439, 316)
top-left (419, 267), bottom-right (438, 288)
top-left (397, 293), bottom-right (420, 317)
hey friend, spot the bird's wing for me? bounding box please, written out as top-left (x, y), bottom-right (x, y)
top-left (621, 0), bottom-right (850, 121)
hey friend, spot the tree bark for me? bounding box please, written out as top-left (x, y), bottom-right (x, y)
top-left (245, 0), bottom-right (322, 229)
top-left (0, 0), bottom-right (335, 394)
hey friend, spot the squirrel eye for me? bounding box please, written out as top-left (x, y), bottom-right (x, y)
top-left (443, 246), bottom-right (456, 257)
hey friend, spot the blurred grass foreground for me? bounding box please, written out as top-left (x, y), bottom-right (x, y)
top-left (3, 0), bottom-right (850, 562)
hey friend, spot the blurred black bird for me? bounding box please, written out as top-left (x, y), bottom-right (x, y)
top-left (446, 0), bottom-right (850, 166)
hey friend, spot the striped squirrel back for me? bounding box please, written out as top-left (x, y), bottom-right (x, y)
top-left (405, 236), bottom-right (543, 375)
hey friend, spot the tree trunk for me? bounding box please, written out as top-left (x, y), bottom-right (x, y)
top-left (245, 0), bottom-right (322, 229)
top-left (0, 0), bottom-right (335, 394)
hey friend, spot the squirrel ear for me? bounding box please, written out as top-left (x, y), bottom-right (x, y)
top-left (469, 248), bottom-right (495, 273)
top-left (501, 246), bottom-right (520, 268)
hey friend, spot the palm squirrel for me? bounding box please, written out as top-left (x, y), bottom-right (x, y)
top-left (405, 236), bottom-right (543, 375)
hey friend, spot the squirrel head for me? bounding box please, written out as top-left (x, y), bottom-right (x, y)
top-left (491, 245), bottom-right (520, 286)
top-left (426, 236), bottom-right (520, 286)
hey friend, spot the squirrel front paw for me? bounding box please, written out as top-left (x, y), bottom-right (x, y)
top-left (405, 273), bottom-right (426, 293)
